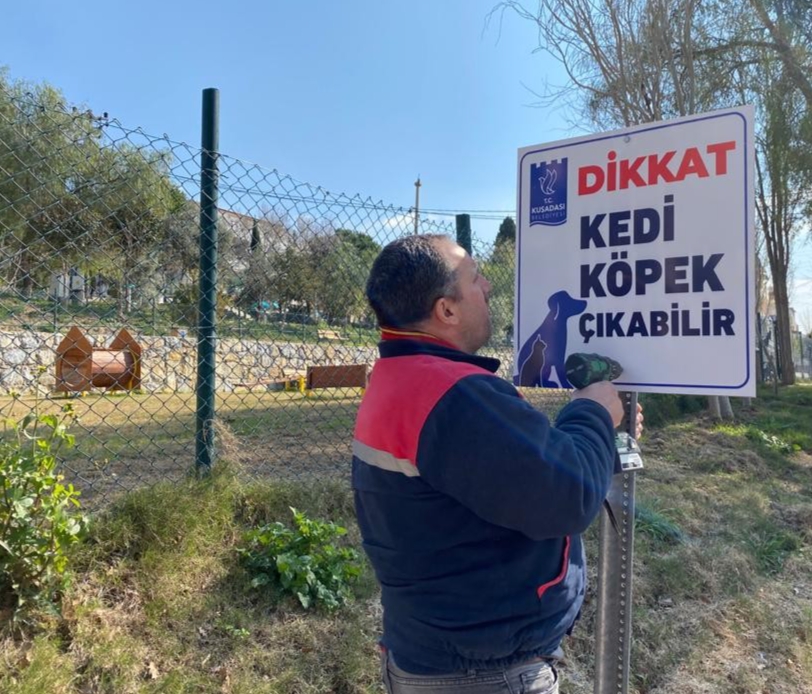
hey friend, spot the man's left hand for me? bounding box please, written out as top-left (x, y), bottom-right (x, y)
top-left (634, 403), bottom-right (644, 440)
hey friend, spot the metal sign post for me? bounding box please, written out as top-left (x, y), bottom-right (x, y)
top-left (594, 393), bottom-right (643, 694)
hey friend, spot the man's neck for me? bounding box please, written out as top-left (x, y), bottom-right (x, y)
top-left (380, 326), bottom-right (466, 352)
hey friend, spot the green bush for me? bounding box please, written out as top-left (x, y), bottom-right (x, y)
top-left (638, 393), bottom-right (707, 427)
top-left (0, 404), bottom-right (89, 612)
top-left (238, 507), bottom-right (362, 611)
top-left (168, 283), bottom-right (233, 331)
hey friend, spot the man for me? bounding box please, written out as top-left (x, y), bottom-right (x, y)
top-left (353, 234), bottom-right (642, 694)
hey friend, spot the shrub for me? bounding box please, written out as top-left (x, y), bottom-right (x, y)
top-left (238, 507), bottom-right (362, 611)
top-left (638, 393), bottom-right (707, 427)
top-left (0, 404), bottom-right (89, 612)
top-left (168, 283), bottom-right (233, 330)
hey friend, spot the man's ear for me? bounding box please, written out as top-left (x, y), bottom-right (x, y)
top-left (433, 296), bottom-right (460, 326)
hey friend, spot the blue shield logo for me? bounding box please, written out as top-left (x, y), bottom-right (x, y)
top-left (530, 158), bottom-right (568, 227)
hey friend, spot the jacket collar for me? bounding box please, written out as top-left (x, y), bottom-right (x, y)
top-left (378, 328), bottom-right (501, 374)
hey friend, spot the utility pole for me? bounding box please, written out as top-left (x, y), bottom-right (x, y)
top-left (413, 176), bottom-right (421, 235)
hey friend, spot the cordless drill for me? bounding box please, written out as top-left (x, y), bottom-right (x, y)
top-left (564, 352), bottom-right (624, 390)
top-left (565, 352), bottom-right (641, 455)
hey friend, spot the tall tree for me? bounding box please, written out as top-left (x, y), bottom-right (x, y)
top-left (482, 238), bottom-right (516, 344)
top-left (0, 72), bottom-right (190, 316)
top-left (496, 216), bottom-right (516, 246)
top-left (0, 72), bottom-right (105, 296)
top-left (749, 0), bottom-right (812, 111)
top-left (745, 61), bottom-right (811, 383)
top-left (491, 0), bottom-right (745, 417)
top-left (89, 145), bottom-right (186, 315)
top-left (311, 229), bottom-right (380, 324)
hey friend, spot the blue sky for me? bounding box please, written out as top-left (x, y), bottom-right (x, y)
top-left (4, 0), bottom-right (811, 329)
top-left (3, 1), bottom-right (572, 242)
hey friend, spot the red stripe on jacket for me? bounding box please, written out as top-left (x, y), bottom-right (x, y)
top-left (537, 536), bottom-right (571, 599)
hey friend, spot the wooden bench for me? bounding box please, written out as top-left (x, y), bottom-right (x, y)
top-left (317, 329), bottom-right (345, 341)
top-left (303, 364), bottom-right (369, 395)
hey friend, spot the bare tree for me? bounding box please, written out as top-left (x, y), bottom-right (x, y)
top-left (491, 0), bottom-right (745, 417)
top-left (750, 0), bottom-right (812, 109)
top-left (489, 0), bottom-right (737, 127)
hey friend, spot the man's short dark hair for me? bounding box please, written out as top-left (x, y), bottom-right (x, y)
top-left (366, 234), bottom-right (458, 328)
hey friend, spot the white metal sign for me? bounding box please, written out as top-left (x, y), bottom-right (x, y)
top-left (514, 108), bottom-right (755, 395)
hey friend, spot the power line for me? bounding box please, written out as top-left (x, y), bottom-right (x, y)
top-left (170, 173), bottom-right (514, 221)
top-left (420, 207), bottom-right (515, 215)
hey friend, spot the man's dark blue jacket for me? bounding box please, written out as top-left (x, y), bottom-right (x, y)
top-left (352, 331), bottom-right (618, 675)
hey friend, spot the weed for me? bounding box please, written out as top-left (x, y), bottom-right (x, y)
top-left (635, 503), bottom-right (685, 545)
top-left (743, 521), bottom-right (802, 575)
top-left (744, 426), bottom-right (798, 454)
top-left (0, 402), bottom-right (89, 614)
top-left (239, 507), bottom-right (362, 610)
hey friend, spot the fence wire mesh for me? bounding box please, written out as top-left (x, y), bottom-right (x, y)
top-left (758, 314), bottom-right (812, 383)
top-left (0, 84), bottom-right (570, 506)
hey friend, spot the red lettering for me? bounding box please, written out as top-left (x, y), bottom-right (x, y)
top-left (647, 151), bottom-right (677, 185)
top-left (577, 139), bottom-right (737, 194)
top-left (706, 140), bottom-right (736, 175)
top-left (579, 166), bottom-right (604, 195)
top-left (676, 147), bottom-right (710, 180)
top-left (619, 156), bottom-right (646, 189)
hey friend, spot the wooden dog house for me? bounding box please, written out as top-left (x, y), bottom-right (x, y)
top-left (55, 326), bottom-right (142, 393)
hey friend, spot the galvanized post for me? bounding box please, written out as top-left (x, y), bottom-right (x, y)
top-left (455, 214), bottom-right (472, 255)
top-left (594, 392), bottom-right (640, 694)
top-left (195, 88), bottom-right (220, 474)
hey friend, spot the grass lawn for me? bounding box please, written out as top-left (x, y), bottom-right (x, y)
top-left (0, 388), bottom-right (569, 508)
top-left (0, 389), bottom-right (374, 506)
top-left (1, 385), bottom-right (811, 692)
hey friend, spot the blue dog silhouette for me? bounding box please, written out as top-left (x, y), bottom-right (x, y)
top-left (515, 290), bottom-right (587, 388)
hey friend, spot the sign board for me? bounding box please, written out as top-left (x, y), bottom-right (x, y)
top-left (514, 108), bottom-right (755, 395)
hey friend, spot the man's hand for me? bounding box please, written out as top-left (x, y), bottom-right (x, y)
top-left (633, 402), bottom-right (644, 440)
top-left (571, 381), bottom-right (623, 427)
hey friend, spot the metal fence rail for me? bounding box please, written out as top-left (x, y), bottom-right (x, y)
top-left (0, 83), bottom-right (572, 506)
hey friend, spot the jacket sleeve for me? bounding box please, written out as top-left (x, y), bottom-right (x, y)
top-left (415, 374), bottom-right (618, 540)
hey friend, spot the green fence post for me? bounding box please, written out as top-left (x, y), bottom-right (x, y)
top-left (196, 88), bottom-right (220, 474)
top-left (455, 214), bottom-right (472, 255)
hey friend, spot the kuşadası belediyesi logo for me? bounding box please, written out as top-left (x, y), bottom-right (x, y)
top-left (530, 158), bottom-right (568, 227)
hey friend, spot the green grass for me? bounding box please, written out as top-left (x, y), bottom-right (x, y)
top-left (738, 385), bottom-right (812, 452)
top-left (0, 390), bottom-right (368, 506)
top-left (1, 386), bottom-right (811, 693)
top-left (634, 502), bottom-right (685, 546)
top-left (1, 470), bottom-right (380, 693)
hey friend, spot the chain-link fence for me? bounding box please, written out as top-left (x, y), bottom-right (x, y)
top-left (0, 84), bottom-right (569, 506)
top-left (757, 313), bottom-right (812, 382)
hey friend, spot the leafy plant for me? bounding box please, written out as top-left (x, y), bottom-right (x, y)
top-left (0, 401), bottom-right (88, 612)
top-left (238, 507), bottom-right (361, 611)
top-left (745, 427), bottom-right (799, 454)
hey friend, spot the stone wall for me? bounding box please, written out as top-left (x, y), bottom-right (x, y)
top-left (0, 329), bottom-right (379, 395)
